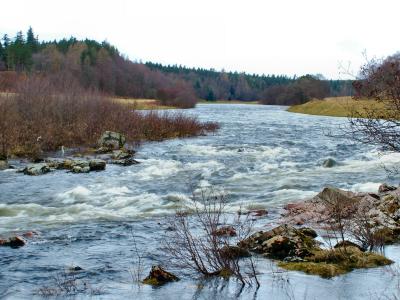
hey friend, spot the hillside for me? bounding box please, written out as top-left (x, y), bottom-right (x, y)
top-left (0, 27), bottom-right (353, 107)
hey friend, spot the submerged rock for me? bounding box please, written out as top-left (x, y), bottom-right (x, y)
top-left (322, 158), bottom-right (336, 168)
top-left (23, 163), bottom-right (51, 176)
top-left (0, 236), bottom-right (26, 248)
top-left (142, 266), bottom-right (179, 285)
top-left (98, 131), bottom-right (126, 150)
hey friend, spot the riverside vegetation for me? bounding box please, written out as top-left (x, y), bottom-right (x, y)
top-left (0, 75), bottom-right (218, 160)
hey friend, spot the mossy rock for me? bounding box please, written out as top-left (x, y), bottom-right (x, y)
top-left (278, 247), bottom-right (393, 278)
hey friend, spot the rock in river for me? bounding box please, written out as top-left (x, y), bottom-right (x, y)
top-left (23, 163), bottom-right (51, 176)
top-left (142, 266), bottom-right (179, 285)
top-left (98, 131), bottom-right (126, 150)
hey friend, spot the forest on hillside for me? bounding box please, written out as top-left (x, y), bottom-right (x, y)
top-left (0, 27), bottom-right (353, 107)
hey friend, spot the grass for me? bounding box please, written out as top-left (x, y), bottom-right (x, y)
top-left (287, 96), bottom-right (387, 118)
top-left (199, 99), bottom-right (259, 105)
top-left (278, 246), bottom-right (393, 278)
top-left (113, 98), bottom-right (176, 110)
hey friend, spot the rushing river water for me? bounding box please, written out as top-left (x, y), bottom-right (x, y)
top-left (1, 104), bottom-right (400, 299)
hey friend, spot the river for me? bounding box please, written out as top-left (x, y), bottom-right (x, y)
top-left (1, 104), bottom-right (400, 299)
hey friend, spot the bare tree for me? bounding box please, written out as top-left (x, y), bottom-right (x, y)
top-left (348, 53), bottom-right (400, 152)
top-left (163, 188), bottom-right (259, 288)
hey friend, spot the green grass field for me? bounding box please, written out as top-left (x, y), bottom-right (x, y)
top-left (287, 97), bottom-right (387, 118)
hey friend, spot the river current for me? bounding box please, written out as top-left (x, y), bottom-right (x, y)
top-left (1, 104), bottom-right (400, 299)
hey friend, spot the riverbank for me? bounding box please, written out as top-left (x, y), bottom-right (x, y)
top-left (287, 96), bottom-right (386, 118)
top-left (2, 104), bottom-right (400, 299)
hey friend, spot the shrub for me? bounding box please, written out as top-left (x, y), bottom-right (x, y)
top-left (0, 75), bottom-right (218, 158)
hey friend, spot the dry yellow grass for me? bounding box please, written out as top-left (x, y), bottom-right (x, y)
top-left (287, 96), bottom-right (387, 118)
top-left (199, 100), bottom-right (259, 105)
top-left (112, 98), bottom-right (176, 110)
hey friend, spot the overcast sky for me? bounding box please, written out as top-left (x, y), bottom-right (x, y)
top-left (2, 0), bottom-right (399, 79)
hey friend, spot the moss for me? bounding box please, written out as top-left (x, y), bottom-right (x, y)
top-left (279, 261), bottom-right (347, 278)
top-left (142, 277), bottom-right (160, 285)
top-left (279, 247), bottom-right (393, 278)
top-left (218, 268), bottom-right (233, 278)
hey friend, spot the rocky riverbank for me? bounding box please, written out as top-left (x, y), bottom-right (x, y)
top-left (0, 131), bottom-right (139, 176)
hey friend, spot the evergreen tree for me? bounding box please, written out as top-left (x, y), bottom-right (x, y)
top-left (26, 26), bottom-right (38, 53)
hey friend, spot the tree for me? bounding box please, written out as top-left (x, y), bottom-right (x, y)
top-left (349, 53), bottom-right (400, 152)
top-left (26, 26), bottom-right (38, 53)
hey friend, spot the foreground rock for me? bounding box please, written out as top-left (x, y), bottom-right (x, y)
top-left (142, 266), bottom-right (179, 285)
top-left (240, 224), bottom-right (392, 278)
top-left (240, 224), bottom-right (319, 259)
top-left (283, 185), bottom-right (400, 243)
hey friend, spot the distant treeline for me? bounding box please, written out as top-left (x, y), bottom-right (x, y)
top-left (0, 27), bottom-right (353, 107)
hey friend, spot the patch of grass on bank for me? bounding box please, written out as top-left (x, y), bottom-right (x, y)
top-left (287, 96), bottom-right (387, 118)
top-left (199, 100), bottom-right (259, 105)
top-left (113, 98), bottom-right (176, 110)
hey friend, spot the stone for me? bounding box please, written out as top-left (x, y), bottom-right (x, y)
top-left (112, 149), bottom-right (135, 160)
top-left (240, 224), bottom-right (319, 259)
top-left (299, 227), bottom-right (318, 238)
top-left (212, 226), bottom-right (237, 237)
top-left (0, 236), bottom-right (26, 248)
top-left (98, 131), bottom-right (126, 150)
top-left (72, 166), bottom-right (90, 173)
top-left (111, 158), bottom-right (139, 166)
top-left (334, 240), bottom-right (364, 251)
top-left (322, 158), bottom-right (336, 168)
top-left (89, 159), bottom-right (106, 171)
top-left (219, 246), bottom-right (250, 259)
top-left (23, 163), bottom-right (51, 176)
top-left (379, 183), bottom-right (397, 194)
top-left (142, 266), bottom-right (179, 285)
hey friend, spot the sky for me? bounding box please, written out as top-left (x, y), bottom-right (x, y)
top-left (2, 0), bottom-right (399, 79)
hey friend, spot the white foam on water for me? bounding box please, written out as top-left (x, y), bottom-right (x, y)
top-left (135, 159), bottom-right (182, 180)
top-left (58, 186), bottom-right (92, 204)
top-left (350, 182), bottom-right (381, 193)
top-left (102, 186), bottom-right (131, 195)
top-left (180, 144), bottom-right (237, 156)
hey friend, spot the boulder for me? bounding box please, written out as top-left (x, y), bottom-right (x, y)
top-left (72, 166), bottom-right (90, 173)
top-left (322, 158), bottom-right (336, 168)
top-left (334, 240), bottom-right (364, 251)
top-left (112, 149), bottom-right (135, 160)
top-left (240, 224), bottom-right (319, 259)
top-left (379, 183), bottom-right (397, 194)
top-left (142, 266), bottom-right (179, 285)
top-left (98, 131), bottom-right (126, 150)
top-left (111, 158), bottom-right (139, 166)
top-left (89, 159), bottom-right (106, 171)
top-left (23, 163), bottom-right (51, 176)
